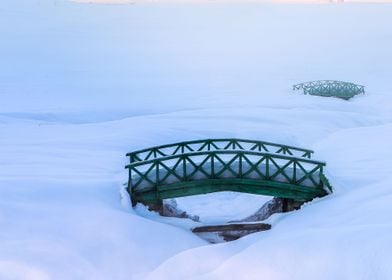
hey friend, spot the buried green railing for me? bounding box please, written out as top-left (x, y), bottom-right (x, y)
top-left (293, 80), bottom-right (365, 100)
top-left (126, 140), bottom-right (332, 207)
top-left (127, 138), bottom-right (314, 163)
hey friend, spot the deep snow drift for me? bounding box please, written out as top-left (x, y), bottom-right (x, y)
top-left (1, 1), bottom-right (392, 279)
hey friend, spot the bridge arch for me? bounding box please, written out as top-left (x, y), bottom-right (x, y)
top-left (293, 80), bottom-right (365, 100)
top-left (126, 139), bottom-right (331, 210)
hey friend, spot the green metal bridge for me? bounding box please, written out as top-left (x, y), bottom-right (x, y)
top-left (126, 139), bottom-right (332, 209)
top-left (293, 80), bottom-right (365, 100)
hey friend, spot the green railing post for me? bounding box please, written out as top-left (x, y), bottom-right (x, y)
top-left (238, 153), bottom-right (243, 178)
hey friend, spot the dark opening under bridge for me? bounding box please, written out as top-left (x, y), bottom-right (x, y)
top-left (126, 139), bottom-right (332, 210)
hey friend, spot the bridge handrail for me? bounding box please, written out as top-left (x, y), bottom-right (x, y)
top-left (126, 138), bottom-right (314, 163)
top-left (293, 80), bottom-right (365, 93)
top-left (126, 150), bottom-right (325, 169)
top-left (126, 150), bottom-right (327, 194)
top-left (127, 149), bottom-right (331, 205)
top-left (293, 80), bottom-right (365, 89)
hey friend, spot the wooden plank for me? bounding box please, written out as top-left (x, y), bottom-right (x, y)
top-left (192, 223), bottom-right (271, 233)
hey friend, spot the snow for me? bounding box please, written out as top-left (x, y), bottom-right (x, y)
top-left (71, 0), bottom-right (392, 3)
top-left (1, 0), bottom-right (392, 279)
top-left (174, 192), bottom-right (273, 223)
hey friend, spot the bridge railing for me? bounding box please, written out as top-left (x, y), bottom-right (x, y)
top-left (126, 138), bottom-right (314, 164)
top-left (126, 150), bottom-right (327, 195)
top-left (293, 80), bottom-right (365, 100)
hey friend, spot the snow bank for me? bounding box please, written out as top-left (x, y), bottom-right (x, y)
top-left (71, 0), bottom-right (392, 4)
top-left (1, 0), bottom-right (392, 279)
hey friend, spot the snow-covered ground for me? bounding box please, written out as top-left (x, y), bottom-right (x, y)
top-left (72, 0), bottom-right (392, 4)
top-left (1, 0), bottom-right (392, 279)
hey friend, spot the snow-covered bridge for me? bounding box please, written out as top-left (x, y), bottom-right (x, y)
top-left (293, 80), bottom-right (365, 100)
top-left (126, 139), bottom-right (332, 210)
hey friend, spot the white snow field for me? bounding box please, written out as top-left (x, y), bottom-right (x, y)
top-left (1, 0), bottom-right (392, 279)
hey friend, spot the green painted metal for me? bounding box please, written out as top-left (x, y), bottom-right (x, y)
top-left (125, 140), bottom-right (332, 207)
top-left (127, 138), bottom-right (314, 163)
top-left (293, 80), bottom-right (365, 100)
top-left (133, 179), bottom-right (327, 203)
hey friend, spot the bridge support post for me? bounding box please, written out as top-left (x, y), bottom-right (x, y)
top-left (145, 200), bottom-right (163, 213)
top-left (282, 198), bottom-right (289, 213)
top-left (132, 198), bottom-right (164, 213)
top-left (282, 198), bottom-right (303, 212)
